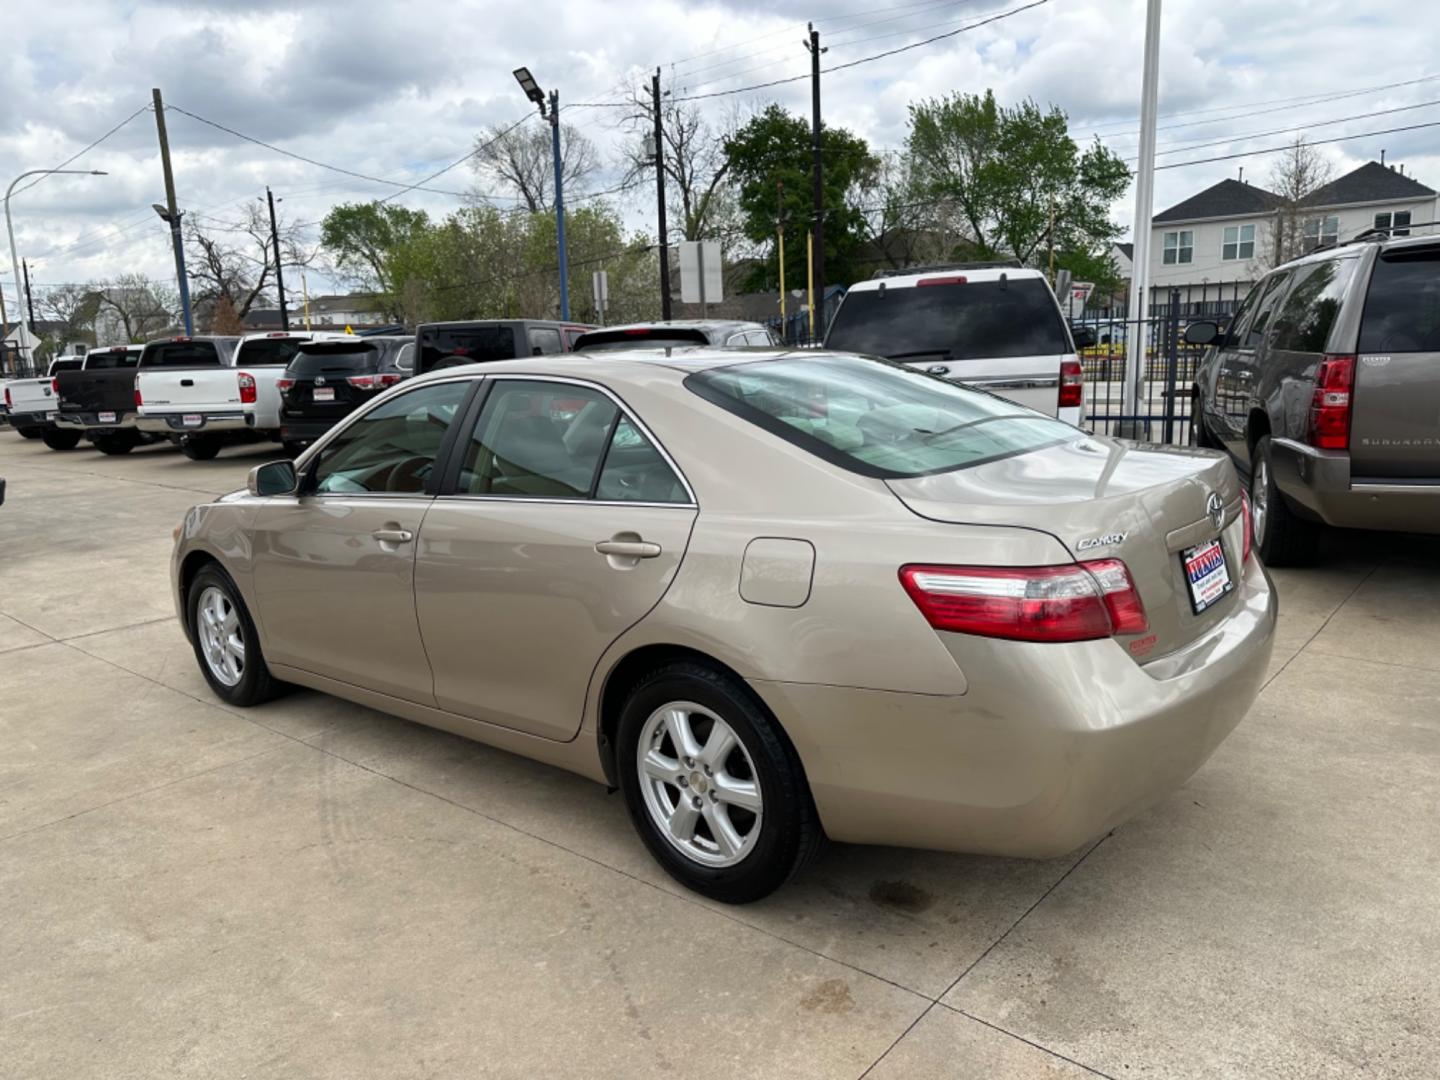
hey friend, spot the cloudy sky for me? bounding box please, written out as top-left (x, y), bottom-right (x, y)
top-left (2, 0), bottom-right (1436, 311)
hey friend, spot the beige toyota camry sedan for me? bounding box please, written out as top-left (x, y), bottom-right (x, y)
top-left (172, 350), bottom-right (1276, 902)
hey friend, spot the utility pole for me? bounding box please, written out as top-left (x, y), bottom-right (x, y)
top-left (265, 187), bottom-right (290, 331)
top-left (22, 258), bottom-right (36, 330)
top-left (549, 88), bottom-right (570, 321)
top-left (777, 180), bottom-right (786, 339)
top-left (652, 69), bottom-right (672, 321)
top-left (806, 25), bottom-right (826, 329)
top-left (152, 88), bottom-right (194, 336)
top-left (1120, 0), bottom-right (1161, 437)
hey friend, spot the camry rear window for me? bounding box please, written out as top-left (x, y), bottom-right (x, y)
top-left (1358, 247), bottom-right (1440, 353)
top-left (142, 343), bottom-right (222, 367)
top-left (825, 278), bottom-right (1070, 360)
top-left (289, 344), bottom-right (379, 375)
top-left (686, 355), bottom-right (1074, 479)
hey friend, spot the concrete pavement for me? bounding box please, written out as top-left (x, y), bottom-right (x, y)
top-left (2, 433), bottom-right (1437, 1078)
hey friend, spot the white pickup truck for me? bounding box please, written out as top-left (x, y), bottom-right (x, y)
top-left (135, 331), bottom-right (351, 460)
top-left (4, 356), bottom-right (87, 449)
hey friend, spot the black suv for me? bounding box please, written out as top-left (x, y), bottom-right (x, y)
top-left (415, 319), bottom-right (593, 374)
top-left (278, 336), bottom-right (414, 452)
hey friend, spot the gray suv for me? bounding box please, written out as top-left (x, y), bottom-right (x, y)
top-left (1188, 233), bottom-right (1440, 564)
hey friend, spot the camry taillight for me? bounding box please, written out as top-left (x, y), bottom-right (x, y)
top-left (275, 377), bottom-right (295, 392)
top-left (1306, 354), bottom-right (1354, 450)
top-left (1059, 359), bottom-right (1083, 409)
top-left (1241, 490), bottom-right (1253, 564)
top-left (237, 372), bottom-right (257, 404)
top-left (899, 560), bottom-right (1149, 643)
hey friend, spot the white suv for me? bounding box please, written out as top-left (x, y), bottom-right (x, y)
top-left (824, 263), bottom-right (1088, 424)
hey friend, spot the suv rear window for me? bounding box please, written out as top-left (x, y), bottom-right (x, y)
top-left (236, 337), bottom-right (309, 367)
top-left (289, 343), bottom-right (380, 376)
top-left (1269, 257), bottom-right (1359, 353)
top-left (419, 325), bottom-right (517, 371)
top-left (1358, 246), bottom-right (1440, 353)
top-left (825, 278), bottom-right (1070, 360)
top-left (685, 355), bottom-right (1073, 479)
top-left (141, 342), bottom-right (223, 367)
top-left (574, 328), bottom-right (710, 352)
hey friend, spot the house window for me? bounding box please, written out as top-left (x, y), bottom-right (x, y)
top-left (1374, 210), bottom-right (1411, 237)
top-left (1302, 216), bottom-right (1340, 250)
top-left (1162, 230), bottom-right (1193, 265)
top-left (1222, 224), bottom-right (1256, 261)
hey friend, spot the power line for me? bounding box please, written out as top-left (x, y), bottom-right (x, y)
top-left (1154, 118), bottom-right (1440, 170)
top-left (669, 0), bottom-right (1051, 103)
top-left (8, 103), bottom-right (152, 200)
top-left (378, 113), bottom-right (537, 204)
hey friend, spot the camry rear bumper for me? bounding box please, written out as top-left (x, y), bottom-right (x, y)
top-left (751, 556), bottom-right (1276, 857)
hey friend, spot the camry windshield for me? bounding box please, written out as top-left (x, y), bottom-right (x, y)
top-left (825, 278), bottom-right (1070, 360)
top-left (685, 355), bottom-right (1075, 478)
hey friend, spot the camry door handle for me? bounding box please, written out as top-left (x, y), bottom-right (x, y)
top-left (595, 539), bottom-right (661, 558)
top-left (372, 528), bottom-right (414, 544)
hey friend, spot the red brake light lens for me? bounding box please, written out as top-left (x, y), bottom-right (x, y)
top-left (1059, 359), bottom-right (1083, 409)
top-left (237, 372), bottom-right (257, 404)
top-left (4, 387), bottom-right (11, 407)
top-left (275, 377), bottom-right (295, 392)
top-left (917, 275), bottom-right (967, 286)
top-left (134, 374), bottom-right (143, 408)
top-left (51, 377), bottom-right (60, 395)
top-left (346, 375), bottom-right (377, 389)
top-left (898, 560), bottom-right (1147, 643)
top-left (1306, 354), bottom-right (1354, 450)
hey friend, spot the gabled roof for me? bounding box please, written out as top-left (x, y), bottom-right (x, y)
top-left (1113, 242), bottom-right (1134, 260)
top-left (1302, 161), bottom-right (1436, 207)
top-left (1154, 178), bottom-right (1283, 224)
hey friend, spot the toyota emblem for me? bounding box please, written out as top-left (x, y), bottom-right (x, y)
top-left (314, 375), bottom-right (326, 386)
top-left (1206, 491), bottom-right (1224, 531)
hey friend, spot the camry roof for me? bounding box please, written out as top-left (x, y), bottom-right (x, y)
top-left (409, 346), bottom-right (829, 384)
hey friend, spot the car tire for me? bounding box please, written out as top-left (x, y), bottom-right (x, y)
top-left (93, 432), bottom-right (137, 455)
top-left (186, 564), bottom-right (285, 707)
top-left (17, 426), bottom-right (43, 439)
top-left (1251, 435), bottom-right (1319, 566)
top-left (1192, 398), bottom-right (1222, 449)
top-left (181, 435), bottom-right (222, 461)
top-left (41, 428), bottom-right (82, 451)
top-left (616, 660), bottom-right (822, 904)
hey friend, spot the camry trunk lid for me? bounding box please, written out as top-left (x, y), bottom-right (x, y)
top-left (886, 434), bottom-right (1246, 661)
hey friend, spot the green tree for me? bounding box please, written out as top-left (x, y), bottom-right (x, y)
top-left (320, 202), bottom-right (432, 316)
top-left (723, 104), bottom-right (879, 291)
top-left (905, 91), bottom-right (1129, 266)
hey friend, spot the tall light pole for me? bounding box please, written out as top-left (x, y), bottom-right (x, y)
top-left (1121, 0), bottom-right (1163, 437)
top-left (5, 168), bottom-right (106, 359)
top-left (513, 67), bottom-right (569, 321)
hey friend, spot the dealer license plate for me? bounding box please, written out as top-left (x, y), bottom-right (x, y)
top-left (313, 387), bottom-right (335, 402)
top-left (1182, 539), bottom-right (1232, 614)
top-left (182, 414), bottom-right (203, 428)
top-left (99, 411), bottom-right (116, 423)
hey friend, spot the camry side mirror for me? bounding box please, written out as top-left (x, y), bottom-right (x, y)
top-left (1184, 320), bottom-right (1220, 346)
top-left (248, 460), bottom-right (298, 497)
top-left (1070, 326), bottom-right (1097, 350)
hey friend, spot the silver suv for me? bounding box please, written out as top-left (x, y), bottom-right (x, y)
top-left (1188, 233), bottom-right (1440, 564)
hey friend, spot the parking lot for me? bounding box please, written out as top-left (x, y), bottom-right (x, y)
top-left (2, 433), bottom-right (1438, 1080)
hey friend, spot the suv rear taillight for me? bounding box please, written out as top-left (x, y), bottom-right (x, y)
top-left (1306, 354), bottom-right (1355, 450)
top-left (898, 560), bottom-right (1148, 643)
top-left (134, 374), bottom-right (143, 408)
top-left (238, 372), bottom-right (257, 404)
top-left (1059, 359), bottom-right (1083, 409)
top-left (345, 373), bottom-right (403, 390)
top-left (276, 377), bottom-right (295, 392)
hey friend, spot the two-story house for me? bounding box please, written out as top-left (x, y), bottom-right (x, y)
top-left (1143, 161), bottom-right (1437, 314)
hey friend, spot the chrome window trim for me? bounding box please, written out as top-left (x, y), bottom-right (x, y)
top-left (440, 494), bottom-right (697, 510)
top-left (441, 373), bottom-right (699, 508)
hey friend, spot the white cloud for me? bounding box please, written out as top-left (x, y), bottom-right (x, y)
top-left (1, 0), bottom-right (1435, 307)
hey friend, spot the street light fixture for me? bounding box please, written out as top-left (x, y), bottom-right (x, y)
top-left (4, 168), bottom-right (106, 354)
top-left (512, 66), bottom-right (569, 320)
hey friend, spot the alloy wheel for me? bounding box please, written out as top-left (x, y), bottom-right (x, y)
top-left (197, 585), bottom-right (245, 687)
top-left (636, 700), bottom-right (763, 868)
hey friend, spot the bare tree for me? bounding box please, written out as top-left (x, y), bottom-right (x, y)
top-left (1267, 137), bottom-right (1335, 265)
top-left (92, 273), bottom-right (178, 343)
top-left (617, 87), bottom-right (739, 244)
top-left (185, 202), bottom-right (317, 322)
top-left (37, 282), bottom-right (101, 342)
top-left (471, 122), bottom-right (598, 212)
